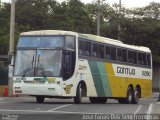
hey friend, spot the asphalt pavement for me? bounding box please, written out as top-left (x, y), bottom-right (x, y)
top-left (0, 93), bottom-right (160, 120)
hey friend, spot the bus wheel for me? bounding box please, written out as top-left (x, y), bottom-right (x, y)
top-left (133, 87), bottom-right (140, 104)
top-left (36, 96), bottom-right (45, 103)
top-left (74, 84), bottom-right (82, 104)
top-left (126, 87), bottom-right (134, 104)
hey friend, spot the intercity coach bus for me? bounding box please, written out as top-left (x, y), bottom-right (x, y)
top-left (13, 30), bottom-right (152, 104)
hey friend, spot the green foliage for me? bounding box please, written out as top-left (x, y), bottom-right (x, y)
top-left (0, 0), bottom-right (160, 64)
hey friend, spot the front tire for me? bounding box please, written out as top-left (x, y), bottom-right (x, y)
top-left (36, 96), bottom-right (45, 103)
top-left (74, 84), bottom-right (82, 104)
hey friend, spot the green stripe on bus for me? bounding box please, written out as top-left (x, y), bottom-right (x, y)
top-left (88, 61), bottom-right (105, 96)
top-left (97, 62), bottom-right (112, 97)
top-left (88, 60), bottom-right (112, 97)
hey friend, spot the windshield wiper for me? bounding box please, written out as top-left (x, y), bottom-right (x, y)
top-left (32, 55), bottom-right (34, 68)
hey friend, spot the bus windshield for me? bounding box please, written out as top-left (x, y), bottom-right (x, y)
top-left (14, 50), bottom-right (62, 77)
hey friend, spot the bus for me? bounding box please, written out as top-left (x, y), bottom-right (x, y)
top-left (13, 30), bottom-right (152, 104)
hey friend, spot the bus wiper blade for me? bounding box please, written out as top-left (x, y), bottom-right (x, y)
top-left (32, 55), bottom-right (34, 68)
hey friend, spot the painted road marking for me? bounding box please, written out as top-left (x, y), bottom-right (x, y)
top-left (48, 104), bottom-right (72, 111)
top-left (146, 103), bottom-right (153, 120)
top-left (134, 105), bottom-right (142, 115)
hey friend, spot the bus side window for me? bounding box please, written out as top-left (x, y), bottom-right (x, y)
top-left (117, 48), bottom-right (127, 62)
top-left (133, 51), bottom-right (137, 64)
top-left (138, 53), bottom-right (142, 65)
top-left (65, 36), bottom-right (75, 49)
top-left (62, 51), bottom-right (75, 80)
top-left (142, 53), bottom-right (147, 65)
top-left (128, 50), bottom-right (133, 63)
top-left (84, 41), bottom-right (91, 56)
top-left (78, 40), bottom-right (85, 56)
top-left (111, 47), bottom-right (116, 60)
top-left (117, 48), bottom-right (123, 62)
top-left (99, 44), bottom-right (104, 59)
top-left (105, 46), bottom-right (111, 60)
top-left (147, 54), bottom-right (151, 66)
top-left (92, 43), bottom-right (98, 58)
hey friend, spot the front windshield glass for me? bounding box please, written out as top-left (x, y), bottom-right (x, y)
top-left (18, 36), bottom-right (64, 48)
top-left (14, 50), bottom-right (35, 76)
top-left (14, 50), bottom-right (62, 77)
top-left (36, 50), bottom-right (62, 77)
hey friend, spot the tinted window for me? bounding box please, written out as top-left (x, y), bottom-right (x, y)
top-left (65, 36), bottom-right (75, 49)
top-left (133, 51), bottom-right (137, 64)
top-left (92, 43), bottom-right (98, 57)
top-left (147, 54), bottom-right (151, 66)
top-left (99, 44), bottom-right (104, 59)
top-left (117, 48), bottom-right (127, 62)
top-left (78, 40), bottom-right (85, 55)
top-left (128, 51), bottom-right (133, 63)
top-left (84, 41), bottom-right (91, 56)
top-left (105, 46), bottom-right (111, 60)
top-left (128, 50), bottom-right (137, 64)
top-left (142, 53), bottom-right (147, 65)
top-left (105, 46), bottom-right (116, 60)
top-left (138, 53), bottom-right (146, 65)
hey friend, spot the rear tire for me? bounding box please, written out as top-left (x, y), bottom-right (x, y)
top-left (36, 96), bottom-right (45, 103)
top-left (126, 87), bottom-right (134, 104)
top-left (133, 87), bottom-right (140, 104)
top-left (118, 87), bottom-right (134, 104)
top-left (74, 84), bottom-right (82, 104)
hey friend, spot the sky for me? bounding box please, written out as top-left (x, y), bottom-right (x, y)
top-left (1, 0), bottom-right (160, 8)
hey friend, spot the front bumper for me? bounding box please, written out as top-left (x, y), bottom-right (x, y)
top-left (13, 83), bottom-right (62, 96)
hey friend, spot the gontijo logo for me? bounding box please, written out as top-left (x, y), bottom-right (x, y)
top-left (117, 67), bottom-right (135, 75)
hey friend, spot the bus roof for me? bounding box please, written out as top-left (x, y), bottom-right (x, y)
top-left (20, 30), bottom-right (151, 53)
top-left (20, 30), bottom-right (78, 36)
